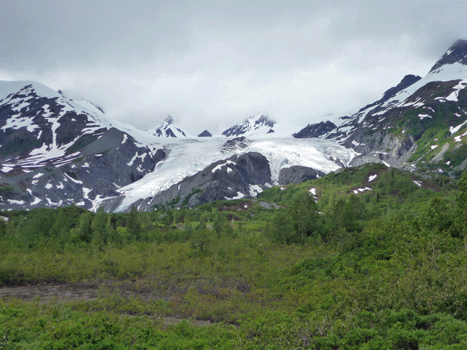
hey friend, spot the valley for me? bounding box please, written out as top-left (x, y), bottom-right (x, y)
top-left (2, 39), bottom-right (467, 349)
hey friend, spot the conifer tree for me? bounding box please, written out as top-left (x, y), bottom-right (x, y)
top-left (455, 169), bottom-right (467, 242)
top-left (127, 205), bottom-right (141, 240)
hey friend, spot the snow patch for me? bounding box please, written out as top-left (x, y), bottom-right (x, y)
top-left (30, 197), bottom-right (42, 205)
top-left (249, 184), bottom-right (263, 197)
top-left (212, 160), bottom-right (235, 173)
top-left (82, 187), bottom-right (92, 199)
top-left (450, 120), bottom-right (467, 135)
top-left (64, 173), bottom-right (83, 184)
top-left (418, 114), bottom-right (432, 120)
top-left (309, 187), bottom-right (318, 201)
top-left (225, 192), bottom-right (245, 200)
top-left (353, 187), bottom-right (372, 194)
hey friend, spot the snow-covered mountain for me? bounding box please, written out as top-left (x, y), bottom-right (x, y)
top-left (0, 81), bottom-right (355, 212)
top-left (0, 81), bottom-right (165, 210)
top-left (147, 116), bottom-right (190, 138)
top-left (222, 115), bottom-right (275, 137)
top-left (4, 39), bottom-right (467, 212)
top-left (295, 39), bottom-right (467, 174)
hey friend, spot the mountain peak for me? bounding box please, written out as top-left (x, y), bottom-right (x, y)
top-left (148, 115), bottom-right (188, 138)
top-left (222, 114), bottom-right (275, 137)
top-left (429, 39), bottom-right (467, 73)
top-left (164, 115), bottom-right (174, 124)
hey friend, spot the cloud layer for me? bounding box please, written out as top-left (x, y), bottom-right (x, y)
top-left (1, 1), bottom-right (466, 133)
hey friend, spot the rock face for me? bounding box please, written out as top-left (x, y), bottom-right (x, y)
top-left (198, 130), bottom-right (212, 137)
top-left (278, 166), bottom-right (325, 185)
top-left (129, 152), bottom-right (272, 210)
top-left (0, 81), bottom-right (166, 211)
top-left (380, 74), bottom-right (422, 101)
top-left (220, 137), bottom-right (251, 153)
top-left (293, 121), bottom-right (337, 139)
top-left (222, 115), bottom-right (275, 137)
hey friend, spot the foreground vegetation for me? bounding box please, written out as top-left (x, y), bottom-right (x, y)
top-left (2, 163), bottom-right (467, 349)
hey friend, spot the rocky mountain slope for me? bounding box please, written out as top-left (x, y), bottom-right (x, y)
top-left (0, 81), bottom-right (166, 210)
top-left (0, 81), bottom-right (353, 212)
top-left (295, 40), bottom-right (467, 176)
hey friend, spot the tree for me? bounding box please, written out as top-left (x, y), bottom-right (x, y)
top-left (78, 212), bottom-right (93, 243)
top-left (455, 169), bottom-right (467, 240)
top-left (91, 207), bottom-right (109, 249)
top-left (127, 205), bottom-right (141, 240)
top-left (290, 191), bottom-right (320, 238)
top-left (213, 212), bottom-right (225, 238)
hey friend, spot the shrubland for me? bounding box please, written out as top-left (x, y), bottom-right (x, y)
top-left (1, 163), bottom-right (467, 349)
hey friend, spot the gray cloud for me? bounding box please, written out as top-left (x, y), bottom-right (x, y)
top-left (1, 1), bottom-right (467, 133)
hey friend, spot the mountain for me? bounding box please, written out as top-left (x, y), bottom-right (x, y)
top-left (198, 130), bottom-right (212, 137)
top-left (294, 39), bottom-right (467, 175)
top-left (147, 116), bottom-right (189, 138)
top-left (0, 81), bottom-right (166, 210)
top-left (0, 81), bottom-right (354, 212)
top-left (222, 115), bottom-right (275, 137)
top-left (99, 136), bottom-right (354, 211)
top-left (4, 40), bottom-right (467, 212)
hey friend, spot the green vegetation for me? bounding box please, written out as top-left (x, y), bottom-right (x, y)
top-left (2, 164), bottom-right (467, 348)
top-left (0, 184), bottom-right (13, 195)
top-left (65, 133), bottom-right (99, 155)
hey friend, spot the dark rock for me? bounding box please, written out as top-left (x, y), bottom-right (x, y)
top-left (198, 130), bottom-right (212, 137)
top-left (131, 152), bottom-right (272, 210)
top-left (278, 166), bottom-right (325, 185)
top-left (381, 74), bottom-right (422, 101)
top-left (220, 136), bottom-right (251, 152)
top-left (430, 39), bottom-right (467, 73)
top-left (293, 121), bottom-right (337, 138)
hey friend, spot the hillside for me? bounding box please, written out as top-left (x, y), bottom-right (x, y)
top-left (0, 167), bottom-right (466, 349)
top-left (295, 40), bottom-right (467, 177)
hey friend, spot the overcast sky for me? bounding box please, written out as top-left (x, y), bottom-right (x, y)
top-left (1, 1), bottom-right (466, 134)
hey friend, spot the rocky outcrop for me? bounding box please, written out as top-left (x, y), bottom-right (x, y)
top-left (220, 137), bottom-right (251, 153)
top-left (278, 166), bottom-right (325, 185)
top-left (380, 74), bottom-right (422, 101)
top-left (129, 152), bottom-right (272, 210)
top-left (198, 130), bottom-right (212, 137)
